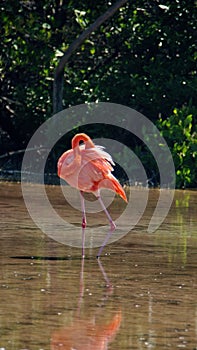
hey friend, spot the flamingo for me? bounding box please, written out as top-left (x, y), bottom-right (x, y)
top-left (57, 133), bottom-right (127, 257)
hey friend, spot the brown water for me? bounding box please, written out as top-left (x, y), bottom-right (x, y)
top-left (0, 182), bottom-right (196, 350)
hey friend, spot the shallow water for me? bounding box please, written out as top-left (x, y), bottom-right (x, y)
top-left (0, 182), bottom-right (196, 350)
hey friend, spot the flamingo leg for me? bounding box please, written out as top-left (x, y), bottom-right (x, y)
top-left (97, 195), bottom-right (116, 231)
top-left (97, 229), bottom-right (113, 258)
top-left (80, 191), bottom-right (86, 258)
top-left (96, 195), bottom-right (116, 258)
top-left (77, 256), bottom-right (85, 315)
top-left (97, 258), bottom-right (112, 288)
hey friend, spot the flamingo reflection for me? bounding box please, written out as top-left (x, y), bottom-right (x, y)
top-left (51, 259), bottom-right (122, 350)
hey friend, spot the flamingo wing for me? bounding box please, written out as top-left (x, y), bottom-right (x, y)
top-left (80, 145), bottom-right (114, 171)
top-left (79, 146), bottom-right (127, 201)
top-left (77, 146), bottom-right (115, 191)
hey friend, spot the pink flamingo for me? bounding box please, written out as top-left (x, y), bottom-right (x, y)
top-left (57, 133), bottom-right (127, 257)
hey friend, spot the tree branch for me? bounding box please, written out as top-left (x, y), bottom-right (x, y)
top-left (53, 0), bottom-right (128, 114)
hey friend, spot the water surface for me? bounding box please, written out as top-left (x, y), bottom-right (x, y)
top-left (0, 182), bottom-right (196, 349)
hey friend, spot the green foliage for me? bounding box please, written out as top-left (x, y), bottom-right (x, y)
top-left (0, 0), bottom-right (196, 187)
top-left (157, 106), bottom-right (197, 188)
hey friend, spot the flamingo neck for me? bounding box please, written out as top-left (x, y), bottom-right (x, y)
top-left (72, 133), bottom-right (95, 153)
